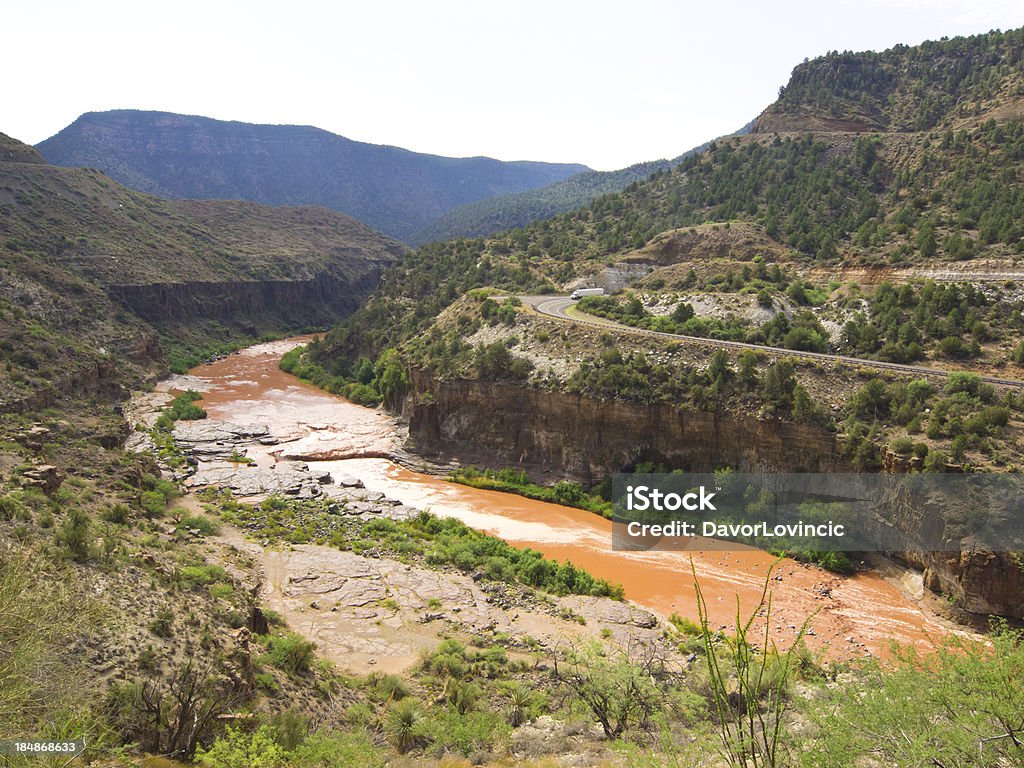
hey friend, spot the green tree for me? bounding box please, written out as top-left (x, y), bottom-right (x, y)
top-left (374, 348), bottom-right (408, 405)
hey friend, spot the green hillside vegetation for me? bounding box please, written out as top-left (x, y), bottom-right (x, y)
top-left (305, 29), bottom-right (1024, 381)
top-left (762, 27), bottom-right (1024, 131)
top-left (410, 158), bottom-right (674, 245)
top-left (411, 127), bottom-right (754, 245)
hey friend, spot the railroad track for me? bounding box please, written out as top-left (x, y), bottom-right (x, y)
top-left (522, 295), bottom-right (1024, 390)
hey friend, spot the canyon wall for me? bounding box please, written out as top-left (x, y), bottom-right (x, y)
top-left (404, 371), bottom-right (848, 481)
top-left (403, 371), bottom-right (1024, 618)
top-left (108, 268), bottom-right (383, 328)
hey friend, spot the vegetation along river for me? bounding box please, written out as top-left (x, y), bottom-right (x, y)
top-left (173, 337), bottom-right (963, 663)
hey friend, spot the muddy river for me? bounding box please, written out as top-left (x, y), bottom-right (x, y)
top-left (180, 337), bottom-right (959, 660)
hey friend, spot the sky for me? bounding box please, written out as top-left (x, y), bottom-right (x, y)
top-left (3, 0), bottom-right (1023, 171)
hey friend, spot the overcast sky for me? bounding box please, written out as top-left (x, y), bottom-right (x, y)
top-left (4, 0), bottom-right (1022, 170)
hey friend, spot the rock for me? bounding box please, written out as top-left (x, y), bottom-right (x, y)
top-left (21, 464), bottom-right (63, 494)
top-left (336, 474), bottom-right (364, 488)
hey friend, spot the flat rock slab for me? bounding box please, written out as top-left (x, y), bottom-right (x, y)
top-left (174, 421), bottom-right (270, 444)
top-left (255, 543), bottom-right (677, 677)
top-left (186, 461), bottom-right (331, 498)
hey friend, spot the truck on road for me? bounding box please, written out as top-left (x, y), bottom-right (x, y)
top-left (570, 288), bottom-right (605, 300)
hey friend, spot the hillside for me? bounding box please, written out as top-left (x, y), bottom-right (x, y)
top-left (291, 27), bottom-right (1024, 620)
top-left (410, 158), bottom-right (676, 245)
top-left (0, 132), bottom-right (405, 409)
top-left (410, 126), bottom-right (755, 245)
top-left (755, 27), bottom-right (1024, 133)
top-left (37, 110), bottom-right (590, 242)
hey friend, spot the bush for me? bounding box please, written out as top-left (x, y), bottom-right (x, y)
top-left (195, 726), bottom-right (287, 768)
top-left (422, 708), bottom-right (510, 758)
top-left (384, 698), bottom-right (429, 753)
top-left (263, 633), bottom-right (316, 677)
top-left (175, 514), bottom-right (221, 537)
top-left (59, 508), bottom-right (93, 562)
top-left (291, 731), bottom-right (386, 767)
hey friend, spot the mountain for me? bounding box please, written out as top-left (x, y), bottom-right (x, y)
top-left (36, 110), bottom-right (590, 242)
top-left (309, 26), bottom-right (1024, 408)
top-left (408, 127), bottom-right (756, 245)
top-left (409, 159), bottom-right (676, 245)
top-left (755, 28), bottom-right (1024, 133)
top-left (0, 131), bottom-right (404, 409)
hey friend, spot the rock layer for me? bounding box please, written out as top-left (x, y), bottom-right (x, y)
top-left (404, 371), bottom-right (847, 482)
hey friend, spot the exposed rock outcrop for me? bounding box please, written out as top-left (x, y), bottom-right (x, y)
top-left (404, 371), bottom-right (847, 482)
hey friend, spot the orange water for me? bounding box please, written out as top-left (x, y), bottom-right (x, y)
top-left (185, 338), bottom-right (957, 660)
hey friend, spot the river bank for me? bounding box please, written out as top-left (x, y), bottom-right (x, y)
top-left (126, 337), bottom-right (968, 669)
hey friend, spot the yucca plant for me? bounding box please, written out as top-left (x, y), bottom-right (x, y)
top-left (505, 683), bottom-right (533, 727)
top-left (384, 698), bottom-right (428, 753)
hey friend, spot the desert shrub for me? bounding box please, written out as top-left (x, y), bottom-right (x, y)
top-left (262, 633), bottom-right (316, 677)
top-left (194, 725), bottom-right (286, 768)
top-left (384, 698), bottom-right (430, 753)
top-left (175, 514), bottom-right (220, 537)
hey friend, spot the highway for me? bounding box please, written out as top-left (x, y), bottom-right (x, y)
top-left (521, 295), bottom-right (1024, 390)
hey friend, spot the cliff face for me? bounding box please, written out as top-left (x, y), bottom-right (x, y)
top-left (108, 268), bottom-right (384, 327)
top-left (916, 551), bottom-right (1024, 618)
top-left (404, 371), bottom-right (847, 482)
top-left (403, 371), bottom-right (1024, 618)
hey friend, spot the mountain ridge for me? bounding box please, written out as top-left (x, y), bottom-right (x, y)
top-left (37, 110), bottom-right (590, 242)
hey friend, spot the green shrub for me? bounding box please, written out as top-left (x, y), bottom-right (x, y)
top-left (422, 708), bottom-right (510, 758)
top-left (291, 731), bottom-right (386, 767)
top-left (177, 564), bottom-right (229, 590)
top-left (149, 607), bottom-right (175, 638)
top-left (263, 633), bottom-right (316, 676)
top-left (384, 698), bottom-right (430, 753)
top-left (372, 673), bottom-right (411, 703)
top-left (175, 514), bottom-right (221, 537)
top-left (59, 509), bottom-right (93, 562)
top-left (194, 726), bottom-right (286, 768)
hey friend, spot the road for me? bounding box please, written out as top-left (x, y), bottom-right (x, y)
top-left (521, 295), bottom-right (1024, 390)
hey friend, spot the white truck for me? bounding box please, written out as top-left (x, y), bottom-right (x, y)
top-left (570, 287), bottom-right (605, 300)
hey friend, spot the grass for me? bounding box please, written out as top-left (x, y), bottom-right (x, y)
top-left (214, 494), bottom-right (624, 600)
top-left (450, 467), bottom-right (612, 518)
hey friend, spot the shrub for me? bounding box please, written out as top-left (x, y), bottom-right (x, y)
top-left (384, 698), bottom-right (429, 753)
top-left (291, 731), bottom-right (386, 767)
top-left (195, 725), bottom-right (286, 768)
top-left (102, 503), bottom-right (130, 524)
top-left (149, 607), bottom-right (175, 638)
top-left (175, 514), bottom-right (221, 537)
top-left (59, 508), bottom-right (93, 562)
top-left (263, 633), bottom-right (316, 677)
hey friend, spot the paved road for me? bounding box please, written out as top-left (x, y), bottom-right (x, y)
top-left (521, 295), bottom-right (1024, 390)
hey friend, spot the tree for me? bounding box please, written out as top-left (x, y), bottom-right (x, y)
top-left (553, 640), bottom-right (679, 739)
top-left (374, 348), bottom-right (408, 406)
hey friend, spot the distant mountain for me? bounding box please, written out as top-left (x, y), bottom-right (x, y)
top-left (410, 126), bottom-right (754, 245)
top-left (37, 111), bottom-right (590, 242)
top-left (409, 159), bottom-right (675, 245)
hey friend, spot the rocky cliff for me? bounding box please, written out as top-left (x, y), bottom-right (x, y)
top-left (108, 269), bottom-right (384, 327)
top-left (403, 371), bottom-right (847, 482)
top-left (0, 132), bottom-right (403, 409)
top-left (403, 370), bottom-right (1024, 618)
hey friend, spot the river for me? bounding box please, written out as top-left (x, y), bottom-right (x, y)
top-left (178, 337), bottom-right (958, 660)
